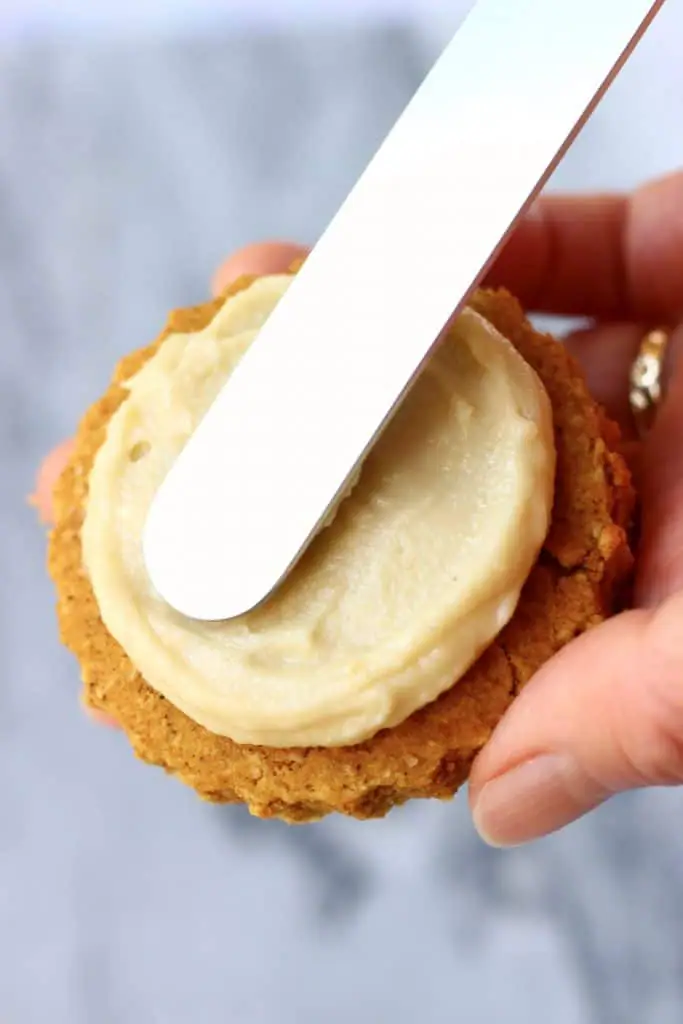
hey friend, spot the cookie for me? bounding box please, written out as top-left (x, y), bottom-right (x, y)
top-left (49, 278), bottom-right (634, 822)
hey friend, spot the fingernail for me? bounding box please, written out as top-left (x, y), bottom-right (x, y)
top-left (472, 754), bottom-right (607, 847)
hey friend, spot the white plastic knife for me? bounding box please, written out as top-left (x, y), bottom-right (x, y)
top-left (144, 0), bottom-right (665, 621)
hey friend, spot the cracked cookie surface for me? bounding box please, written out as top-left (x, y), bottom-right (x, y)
top-left (49, 278), bottom-right (635, 822)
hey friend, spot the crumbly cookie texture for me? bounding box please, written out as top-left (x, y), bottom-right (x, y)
top-left (49, 277), bottom-right (635, 823)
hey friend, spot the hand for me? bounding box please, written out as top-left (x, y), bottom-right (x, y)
top-left (469, 170), bottom-right (683, 845)
top-left (36, 173), bottom-right (683, 850)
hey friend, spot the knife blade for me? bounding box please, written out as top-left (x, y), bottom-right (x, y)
top-left (143, 0), bottom-right (665, 621)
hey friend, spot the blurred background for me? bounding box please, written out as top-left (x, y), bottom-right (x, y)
top-left (2, 2), bottom-right (683, 1022)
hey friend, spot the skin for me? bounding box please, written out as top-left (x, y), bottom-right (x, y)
top-left (36, 171), bottom-right (683, 846)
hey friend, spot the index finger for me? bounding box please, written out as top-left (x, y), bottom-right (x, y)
top-left (211, 241), bottom-right (309, 296)
top-left (484, 170), bottom-right (683, 323)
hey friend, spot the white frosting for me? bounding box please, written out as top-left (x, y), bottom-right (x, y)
top-left (83, 276), bottom-right (555, 747)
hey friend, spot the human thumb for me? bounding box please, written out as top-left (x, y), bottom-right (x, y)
top-left (469, 325), bottom-right (683, 847)
top-left (468, 596), bottom-right (683, 845)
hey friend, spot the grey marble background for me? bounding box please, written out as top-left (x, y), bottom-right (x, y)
top-left (2, 10), bottom-right (683, 1024)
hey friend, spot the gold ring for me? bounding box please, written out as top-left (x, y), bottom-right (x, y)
top-left (629, 327), bottom-right (669, 437)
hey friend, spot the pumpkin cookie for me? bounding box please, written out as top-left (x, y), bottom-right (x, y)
top-left (49, 274), bottom-right (634, 822)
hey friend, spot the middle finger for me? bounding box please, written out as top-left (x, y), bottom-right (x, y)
top-left (564, 322), bottom-right (645, 441)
